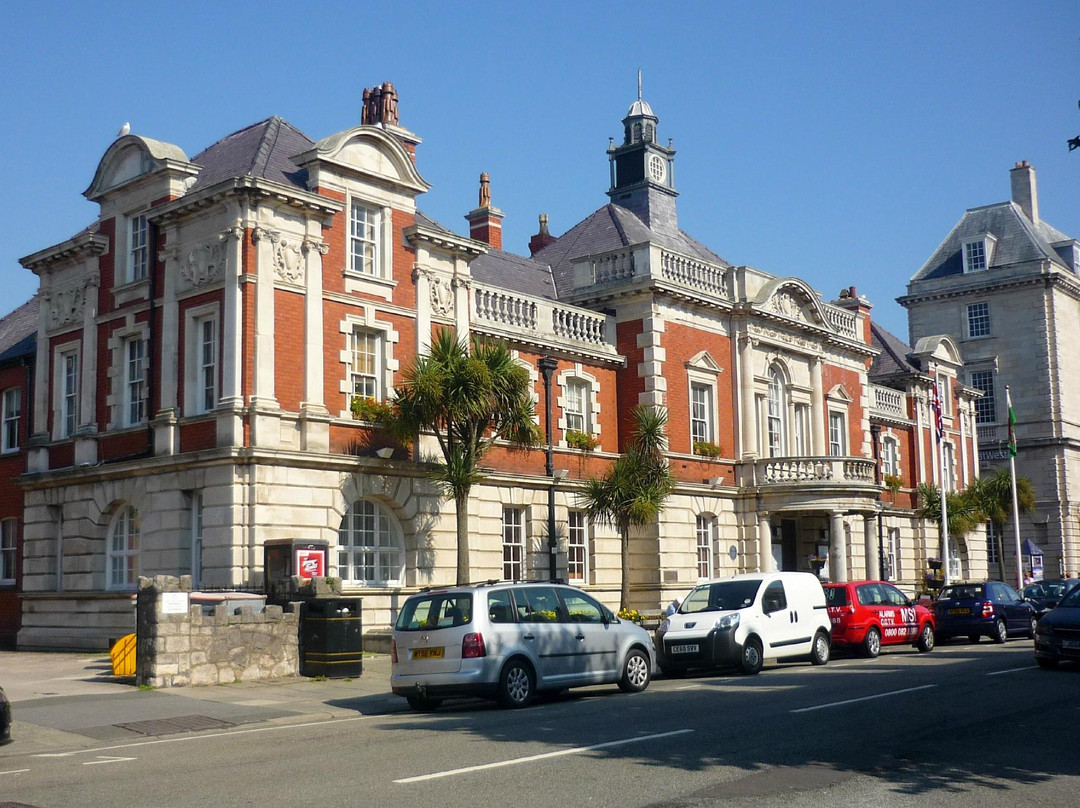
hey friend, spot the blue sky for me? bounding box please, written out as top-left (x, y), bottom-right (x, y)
top-left (2, 1), bottom-right (1078, 340)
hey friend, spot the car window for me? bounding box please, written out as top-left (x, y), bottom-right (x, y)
top-left (514, 587), bottom-right (563, 623)
top-left (1060, 587), bottom-right (1080, 608)
top-left (824, 586), bottom-right (849, 607)
top-left (940, 585), bottom-right (982, 601)
top-left (856, 584), bottom-right (883, 606)
top-left (395, 593), bottom-right (473, 631)
top-left (1001, 584), bottom-right (1021, 603)
top-left (883, 585), bottom-right (909, 607)
top-left (560, 590), bottom-right (605, 623)
top-left (487, 590), bottom-right (516, 623)
top-left (761, 581), bottom-right (787, 613)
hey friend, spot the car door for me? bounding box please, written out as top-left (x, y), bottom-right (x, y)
top-left (760, 579), bottom-right (802, 656)
top-left (511, 586), bottom-right (576, 686)
top-left (882, 583), bottom-right (919, 643)
top-left (997, 583), bottom-right (1030, 631)
top-left (557, 588), bottom-right (621, 683)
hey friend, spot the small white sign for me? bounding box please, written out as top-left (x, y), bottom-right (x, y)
top-left (160, 592), bottom-right (190, 615)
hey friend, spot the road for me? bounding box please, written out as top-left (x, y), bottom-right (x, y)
top-left (2, 641), bottom-right (1076, 808)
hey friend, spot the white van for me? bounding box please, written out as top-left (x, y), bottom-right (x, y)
top-left (656, 572), bottom-right (831, 675)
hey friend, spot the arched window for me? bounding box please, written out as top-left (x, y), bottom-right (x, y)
top-left (767, 368), bottom-right (787, 457)
top-left (338, 500), bottom-right (404, 586)
top-left (108, 505), bottom-right (140, 591)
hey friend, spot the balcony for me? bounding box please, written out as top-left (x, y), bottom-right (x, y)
top-left (869, 385), bottom-right (906, 419)
top-left (751, 456), bottom-right (877, 487)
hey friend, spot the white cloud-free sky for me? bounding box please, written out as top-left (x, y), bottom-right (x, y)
top-left (2, 1), bottom-right (1078, 340)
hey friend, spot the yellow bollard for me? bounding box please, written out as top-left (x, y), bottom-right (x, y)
top-left (111, 633), bottom-right (136, 676)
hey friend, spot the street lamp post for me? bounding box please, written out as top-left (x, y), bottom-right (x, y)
top-left (538, 356), bottom-right (559, 582)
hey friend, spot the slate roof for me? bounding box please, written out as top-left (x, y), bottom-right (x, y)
top-left (471, 250), bottom-right (557, 300)
top-left (913, 202), bottom-right (1077, 282)
top-left (190, 117), bottom-right (314, 193)
top-left (0, 295), bottom-right (39, 365)
top-left (869, 321), bottom-right (919, 380)
top-left (533, 203), bottom-right (729, 298)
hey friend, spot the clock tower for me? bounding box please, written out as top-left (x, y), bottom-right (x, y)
top-left (607, 73), bottom-right (679, 237)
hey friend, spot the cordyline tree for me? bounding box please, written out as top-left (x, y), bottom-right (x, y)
top-left (916, 482), bottom-right (984, 545)
top-left (967, 469), bottom-right (1036, 580)
top-left (385, 328), bottom-right (541, 585)
top-left (578, 405), bottom-right (676, 612)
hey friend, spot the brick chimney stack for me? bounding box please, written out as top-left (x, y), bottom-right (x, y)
top-left (529, 214), bottom-right (557, 256)
top-left (465, 172), bottom-right (504, 250)
top-left (1010, 160), bottom-right (1039, 225)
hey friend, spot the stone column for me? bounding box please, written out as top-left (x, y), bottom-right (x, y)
top-left (829, 511), bottom-right (848, 582)
top-left (864, 514), bottom-right (879, 580)
top-left (218, 224), bottom-right (245, 409)
top-left (452, 274), bottom-right (471, 341)
top-left (250, 227), bottom-right (277, 408)
top-left (810, 357), bottom-right (826, 456)
top-left (413, 260), bottom-right (432, 353)
top-left (301, 238), bottom-right (329, 413)
top-left (739, 333), bottom-right (758, 459)
top-left (74, 271), bottom-right (100, 465)
top-left (758, 512), bottom-right (773, 572)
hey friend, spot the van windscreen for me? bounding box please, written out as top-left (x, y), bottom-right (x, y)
top-left (682, 580), bottom-right (761, 613)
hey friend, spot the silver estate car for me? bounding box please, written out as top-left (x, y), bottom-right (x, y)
top-left (391, 581), bottom-right (655, 710)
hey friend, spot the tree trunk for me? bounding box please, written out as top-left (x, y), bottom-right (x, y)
top-left (620, 526), bottom-right (631, 612)
top-left (456, 490), bottom-right (470, 585)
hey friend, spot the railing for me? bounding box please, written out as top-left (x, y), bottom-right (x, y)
top-left (870, 385), bottom-right (906, 418)
top-left (821, 304), bottom-right (859, 340)
top-left (660, 250), bottom-right (727, 297)
top-left (472, 282), bottom-right (617, 354)
top-left (756, 456), bottom-right (877, 486)
top-left (587, 249), bottom-right (636, 285)
top-left (976, 424), bottom-right (1000, 443)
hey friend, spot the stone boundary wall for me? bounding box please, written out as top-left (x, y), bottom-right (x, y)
top-left (136, 575), bottom-right (299, 687)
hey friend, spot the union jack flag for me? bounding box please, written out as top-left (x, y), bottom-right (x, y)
top-left (930, 379), bottom-right (944, 444)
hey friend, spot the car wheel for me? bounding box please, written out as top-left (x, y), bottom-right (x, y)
top-left (497, 659), bottom-right (535, 708)
top-left (1027, 616), bottom-right (1038, 639)
top-left (916, 623), bottom-right (935, 653)
top-left (861, 627), bottom-right (881, 658)
top-left (992, 619), bottom-right (1008, 644)
top-left (810, 630), bottom-right (831, 666)
top-left (739, 636), bottom-right (764, 675)
top-left (406, 694), bottom-right (442, 712)
top-left (1036, 656), bottom-right (1058, 670)
top-left (968, 634), bottom-right (980, 643)
top-left (618, 648), bottom-right (652, 693)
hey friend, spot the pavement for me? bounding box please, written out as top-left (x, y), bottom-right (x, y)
top-left (0, 650), bottom-right (404, 757)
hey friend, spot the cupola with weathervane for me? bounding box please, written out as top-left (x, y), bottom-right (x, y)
top-left (607, 72), bottom-right (678, 237)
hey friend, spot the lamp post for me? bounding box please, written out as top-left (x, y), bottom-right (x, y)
top-left (538, 356), bottom-right (559, 582)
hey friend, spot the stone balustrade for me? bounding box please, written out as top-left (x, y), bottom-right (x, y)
top-left (472, 282), bottom-right (617, 356)
top-left (870, 385), bottom-right (906, 418)
top-left (756, 456), bottom-right (877, 485)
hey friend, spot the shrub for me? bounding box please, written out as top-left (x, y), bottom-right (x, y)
top-left (566, 429), bottom-right (600, 451)
top-left (693, 440), bottom-right (722, 458)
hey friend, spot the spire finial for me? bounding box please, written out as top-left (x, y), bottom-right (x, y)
top-left (637, 70), bottom-right (642, 102)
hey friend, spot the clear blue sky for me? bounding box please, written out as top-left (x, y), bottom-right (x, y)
top-left (2, 1), bottom-right (1078, 341)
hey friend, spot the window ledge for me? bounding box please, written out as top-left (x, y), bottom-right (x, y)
top-left (112, 278), bottom-right (151, 305)
top-left (344, 270), bottom-right (397, 301)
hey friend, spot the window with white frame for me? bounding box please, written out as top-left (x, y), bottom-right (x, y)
top-left (189, 492), bottom-right (203, 588)
top-left (793, 405), bottom-right (808, 457)
top-left (338, 499), bottom-right (404, 585)
top-left (124, 337), bottom-right (147, 426)
top-left (349, 328), bottom-right (382, 401)
top-left (1, 518), bottom-right (15, 585)
top-left (828, 412), bottom-right (847, 456)
top-left (695, 515), bottom-right (715, 580)
top-left (690, 382), bottom-right (715, 446)
top-left (970, 369), bottom-right (995, 424)
top-left (108, 505), bottom-right (140, 591)
top-left (502, 506), bottom-right (525, 581)
top-left (963, 240), bottom-right (987, 273)
top-left (567, 510), bottom-right (588, 583)
top-left (943, 444), bottom-right (956, 492)
top-left (1, 387), bottom-right (19, 452)
top-left (196, 316), bottom-right (217, 413)
top-left (887, 527), bottom-right (900, 581)
top-left (564, 379), bottom-right (589, 434)
top-left (882, 435), bottom-right (899, 477)
top-left (129, 214), bottom-right (149, 283)
top-left (966, 302), bottom-right (990, 339)
top-left (349, 201), bottom-right (380, 276)
top-left (767, 369), bottom-right (786, 457)
top-left (60, 349), bottom-right (79, 438)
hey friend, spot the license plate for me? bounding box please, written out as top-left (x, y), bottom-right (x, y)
top-left (412, 647), bottom-right (444, 659)
top-left (670, 643), bottom-right (699, 654)
top-left (1062, 640), bottom-right (1080, 650)
top-left (948, 608), bottom-right (968, 615)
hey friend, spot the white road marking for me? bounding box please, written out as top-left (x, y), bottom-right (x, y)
top-left (987, 666), bottom-right (1039, 676)
top-left (790, 684), bottom-right (937, 713)
top-left (393, 729), bottom-right (695, 784)
top-left (83, 755), bottom-right (136, 766)
top-left (676, 684), bottom-right (701, 690)
top-left (1, 768), bottom-right (31, 775)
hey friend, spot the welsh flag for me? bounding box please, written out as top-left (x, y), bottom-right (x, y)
top-left (1007, 401), bottom-right (1018, 457)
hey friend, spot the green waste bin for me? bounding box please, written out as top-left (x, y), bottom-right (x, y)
top-left (299, 598), bottom-right (363, 678)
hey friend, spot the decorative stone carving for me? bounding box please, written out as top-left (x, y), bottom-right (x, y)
top-left (302, 238), bottom-right (329, 256)
top-left (48, 285), bottom-right (86, 328)
top-left (748, 323), bottom-right (819, 352)
top-left (219, 226), bottom-right (244, 243)
top-left (273, 235), bottom-right (304, 285)
top-left (430, 276), bottom-right (454, 316)
top-left (181, 240), bottom-right (226, 288)
top-left (767, 290), bottom-right (806, 321)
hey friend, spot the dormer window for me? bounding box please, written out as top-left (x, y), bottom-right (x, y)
top-left (962, 235), bottom-right (996, 273)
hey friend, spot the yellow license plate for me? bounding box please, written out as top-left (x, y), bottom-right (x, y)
top-left (412, 647), bottom-right (444, 659)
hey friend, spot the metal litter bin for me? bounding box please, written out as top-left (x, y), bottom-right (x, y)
top-left (299, 598), bottom-right (363, 678)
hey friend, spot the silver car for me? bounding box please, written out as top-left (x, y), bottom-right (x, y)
top-left (391, 581), bottom-right (655, 710)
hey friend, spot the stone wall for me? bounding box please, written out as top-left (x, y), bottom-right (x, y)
top-left (136, 575), bottom-right (298, 688)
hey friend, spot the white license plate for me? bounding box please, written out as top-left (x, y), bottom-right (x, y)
top-left (1061, 639), bottom-right (1080, 650)
top-left (670, 643), bottom-right (699, 654)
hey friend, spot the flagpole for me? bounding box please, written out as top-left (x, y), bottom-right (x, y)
top-left (937, 372), bottom-right (950, 587)
top-left (1007, 385), bottom-right (1023, 590)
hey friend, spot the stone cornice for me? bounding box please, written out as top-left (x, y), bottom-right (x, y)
top-left (20, 231), bottom-right (110, 273)
top-left (899, 264), bottom-right (1080, 308)
top-left (403, 223), bottom-right (487, 259)
top-left (149, 176), bottom-right (342, 225)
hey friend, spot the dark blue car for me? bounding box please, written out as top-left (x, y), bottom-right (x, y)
top-left (933, 581), bottom-right (1036, 644)
top-left (1034, 584), bottom-right (1080, 668)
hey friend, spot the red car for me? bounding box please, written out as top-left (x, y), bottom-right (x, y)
top-left (824, 580), bottom-right (936, 657)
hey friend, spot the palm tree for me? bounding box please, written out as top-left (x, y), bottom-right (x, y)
top-left (387, 328), bottom-right (541, 584)
top-left (916, 483), bottom-right (984, 576)
top-left (578, 405), bottom-right (675, 611)
top-left (967, 469), bottom-right (1036, 580)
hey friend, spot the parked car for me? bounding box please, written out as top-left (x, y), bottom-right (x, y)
top-left (933, 581), bottom-right (1036, 643)
top-left (1034, 584), bottom-right (1080, 668)
top-left (0, 685), bottom-right (10, 746)
top-left (391, 581), bottom-right (655, 710)
top-left (656, 572), bottom-right (832, 676)
top-left (1023, 579), bottom-right (1080, 618)
top-left (824, 580), bottom-right (936, 657)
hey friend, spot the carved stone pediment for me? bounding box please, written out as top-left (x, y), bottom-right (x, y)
top-left (766, 290), bottom-right (807, 322)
